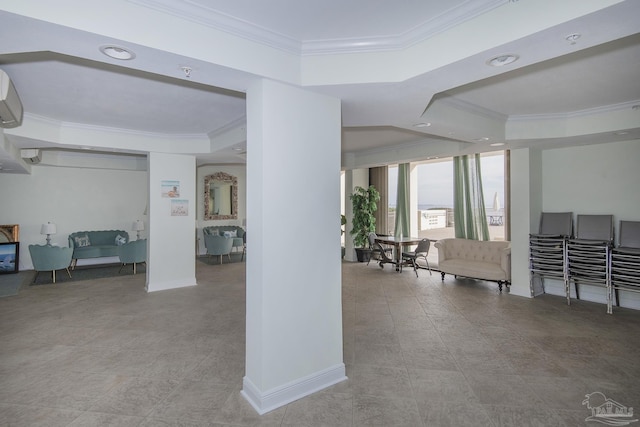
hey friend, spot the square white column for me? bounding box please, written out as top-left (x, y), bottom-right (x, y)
top-left (242, 79), bottom-right (346, 414)
top-left (146, 152), bottom-right (197, 292)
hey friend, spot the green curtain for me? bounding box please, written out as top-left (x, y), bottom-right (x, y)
top-left (453, 154), bottom-right (489, 240)
top-left (394, 163), bottom-right (410, 238)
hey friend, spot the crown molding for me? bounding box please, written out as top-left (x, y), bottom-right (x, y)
top-left (303, 0), bottom-right (506, 55)
top-left (508, 100), bottom-right (640, 122)
top-left (128, 0), bottom-right (506, 56)
top-left (24, 112), bottom-right (208, 140)
top-left (127, 0), bottom-right (301, 54)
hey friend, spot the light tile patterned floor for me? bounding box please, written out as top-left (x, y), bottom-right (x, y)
top-left (1, 259), bottom-right (639, 426)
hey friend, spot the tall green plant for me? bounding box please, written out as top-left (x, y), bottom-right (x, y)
top-left (349, 185), bottom-right (380, 248)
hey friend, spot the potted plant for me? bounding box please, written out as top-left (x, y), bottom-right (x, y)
top-left (349, 185), bottom-right (380, 262)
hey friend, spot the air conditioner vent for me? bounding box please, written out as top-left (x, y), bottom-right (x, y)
top-left (0, 69), bottom-right (24, 128)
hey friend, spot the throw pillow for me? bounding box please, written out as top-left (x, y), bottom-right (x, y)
top-left (209, 229), bottom-right (219, 236)
top-left (74, 234), bottom-right (91, 247)
top-left (115, 234), bottom-right (127, 246)
top-left (223, 230), bottom-right (237, 238)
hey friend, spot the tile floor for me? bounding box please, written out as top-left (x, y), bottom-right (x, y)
top-left (1, 260), bottom-right (640, 426)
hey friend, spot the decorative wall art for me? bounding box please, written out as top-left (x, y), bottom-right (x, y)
top-left (161, 180), bottom-right (181, 198)
top-left (171, 199), bottom-right (189, 216)
top-left (0, 224), bottom-right (19, 243)
top-left (0, 242), bottom-right (19, 274)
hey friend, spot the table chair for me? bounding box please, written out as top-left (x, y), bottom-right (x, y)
top-left (401, 238), bottom-right (432, 277)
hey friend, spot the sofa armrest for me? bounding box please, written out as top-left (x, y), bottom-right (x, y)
top-left (434, 239), bottom-right (447, 262)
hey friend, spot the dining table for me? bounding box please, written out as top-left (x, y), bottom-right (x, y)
top-left (375, 235), bottom-right (424, 271)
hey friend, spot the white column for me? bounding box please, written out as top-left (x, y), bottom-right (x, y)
top-left (409, 163), bottom-right (419, 238)
top-left (146, 152), bottom-right (197, 292)
top-left (242, 79), bottom-right (346, 414)
top-left (344, 168), bottom-right (369, 262)
top-left (509, 148), bottom-right (542, 298)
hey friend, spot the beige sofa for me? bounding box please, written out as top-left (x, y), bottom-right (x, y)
top-left (434, 238), bottom-right (511, 291)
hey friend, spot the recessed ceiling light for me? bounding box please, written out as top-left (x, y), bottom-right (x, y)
top-left (414, 122), bottom-right (431, 128)
top-left (487, 54), bottom-right (519, 67)
top-left (473, 137), bottom-right (490, 142)
top-left (490, 142), bottom-right (505, 146)
top-left (233, 147), bottom-right (244, 152)
top-left (99, 45), bottom-right (136, 60)
top-left (565, 33), bottom-right (581, 44)
top-left (615, 131), bottom-right (629, 136)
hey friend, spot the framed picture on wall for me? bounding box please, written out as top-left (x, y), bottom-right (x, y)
top-left (171, 199), bottom-right (189, 216)
top-left (0, 242), bottom-right (19, 274)
top-left (0, 224), bottom-right (19, 242)
top-left (161, 180), bottom-right (180, 198)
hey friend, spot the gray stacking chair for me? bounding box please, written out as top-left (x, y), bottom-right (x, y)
top-left (367, 232), bottom-right (392, 266)
top-left (402, 238), bottom-right (432, 277)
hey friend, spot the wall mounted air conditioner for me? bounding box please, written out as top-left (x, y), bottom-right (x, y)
top-left (0, 69), bottom-right (24, 128)
top-left (21, 149), bottom-right (41, 164)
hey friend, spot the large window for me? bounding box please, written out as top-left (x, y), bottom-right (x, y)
top-left (388, 152), bottom-right (505, 266)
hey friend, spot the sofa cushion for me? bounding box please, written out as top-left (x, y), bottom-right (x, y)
top-left (74, 234), bottom-right (91, 247)
top-left (72, 245), bottom-right (121, 259)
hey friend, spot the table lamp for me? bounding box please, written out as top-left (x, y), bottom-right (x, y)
top-left (132, 220), bottom-right (144, 239)
top-left (41, 222), bottom-right (57, 245)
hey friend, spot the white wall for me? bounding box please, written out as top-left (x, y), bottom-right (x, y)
top-left (196, 164), bottom-right (246, 255)
top-left (146, 152), bottom-right (197, 292)
top-left (0, 165), bottom-right (147, 270)
top-left (509, 148), bottom-right (542, 298)
top-left (538, 139), bottom-right (640, 309)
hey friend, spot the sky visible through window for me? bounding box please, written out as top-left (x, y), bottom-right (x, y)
top-left (388, 153), bottom-right (504, 211)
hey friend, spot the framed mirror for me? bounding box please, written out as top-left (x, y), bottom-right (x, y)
top-left (204, 172), bottom-right (238, 220)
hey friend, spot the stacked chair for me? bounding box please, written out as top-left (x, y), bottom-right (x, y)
top-left (566, 215), bottom-right (614, 309)
top-left (529, 212), bottom-right (573, 297)
top-left (529, 213), bottom-right (640, 314)
top-left (610, 221), bottom-right (640, 313)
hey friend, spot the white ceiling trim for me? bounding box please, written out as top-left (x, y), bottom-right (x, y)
top-left (507, 99), bottom-right (640, 122)
top-left (21, 113), bottom-right (210, 141)
top-left (127, 0), bottom-right (507, 56)
top-left (127, 0), bottom-right (302, 54)
top-left (302, 0), bottom-right (507, 55)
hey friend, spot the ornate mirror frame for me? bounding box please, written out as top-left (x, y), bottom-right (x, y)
top-left (204, 172), bottom-right (238, 220)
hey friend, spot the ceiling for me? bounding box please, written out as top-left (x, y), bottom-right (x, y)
top-left (0, 0), bottom-right (639, 173)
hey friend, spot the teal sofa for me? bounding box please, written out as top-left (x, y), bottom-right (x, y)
top-left (68, 230), bottom-right (129, 268)
top-left (202, 226), bottom-right (244, 252)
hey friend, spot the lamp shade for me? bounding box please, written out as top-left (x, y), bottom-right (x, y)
top-left (41, 222), bottom-right (57, 235)
top-left (132, 220), bottom-right (144, 231)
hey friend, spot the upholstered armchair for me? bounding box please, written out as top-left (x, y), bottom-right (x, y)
top-left (118, 239), bottom-right (147, 274)
top-left (204, 234), bottom-right (234, 264)
top-left (29, 244), bottom-right (73, 284)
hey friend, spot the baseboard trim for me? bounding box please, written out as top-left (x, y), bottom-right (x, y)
top-left (241, 363), bottom-right (347, 415)
top-left (146, 278), bottom-right (197, 292)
